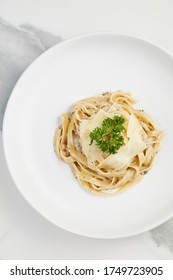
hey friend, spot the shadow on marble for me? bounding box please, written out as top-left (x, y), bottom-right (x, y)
top-left (0, 17), bottom-right (62, 130)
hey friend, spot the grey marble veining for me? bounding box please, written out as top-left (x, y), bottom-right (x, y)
top-left (20, 24), bottom-right (62, 49)
top-left (150, 219), bottom-right (173, 253)
top-left (0, 17), bottom-right (62, 130)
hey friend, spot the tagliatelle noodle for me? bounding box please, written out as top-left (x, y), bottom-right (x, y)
top-left (54, 91), bottom-right (163, 195)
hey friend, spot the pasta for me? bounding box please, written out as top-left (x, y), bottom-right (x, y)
top-left (54, 91), bottom-right (163, 195)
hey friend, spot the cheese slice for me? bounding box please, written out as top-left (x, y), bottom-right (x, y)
top-left (99, 114), bottom-right (146, 170)
top-left (99, 134), bottom-right (146, 169)
top-left (127, 114), bottom-right (142, 137)
top-left (79, 110), bottom-right (109, 162)
top-left (80, 112), bottom-right (146, 169)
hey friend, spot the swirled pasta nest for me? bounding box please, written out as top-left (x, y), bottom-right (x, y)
top-left (54, 91), bottom-right (163, 195)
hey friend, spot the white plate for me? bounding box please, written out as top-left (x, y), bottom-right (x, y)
top-left (3, 33), bottom-right (173, 238)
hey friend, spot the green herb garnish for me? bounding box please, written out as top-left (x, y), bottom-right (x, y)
top-left (89, 116), bottom-right (125, 154)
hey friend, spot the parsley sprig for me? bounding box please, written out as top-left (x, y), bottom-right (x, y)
top-left (89, 116), bottom-right (125, 154)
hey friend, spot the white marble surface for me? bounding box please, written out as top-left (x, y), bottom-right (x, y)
top-left (0, 0), bottom-right (173, 259)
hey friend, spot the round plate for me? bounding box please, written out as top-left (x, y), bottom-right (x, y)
top-left (3, 33), bottom-right (173, 238)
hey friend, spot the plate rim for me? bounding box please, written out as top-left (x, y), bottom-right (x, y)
top-left (2, 32), bottom-right (173, 239)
